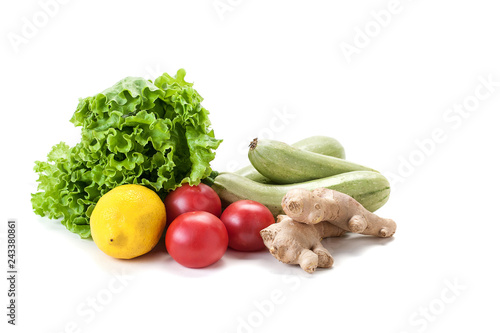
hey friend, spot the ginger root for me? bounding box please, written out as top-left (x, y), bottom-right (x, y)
top-left (260, 215), bottom-right (346, 273)
top-left (260, 187), bottom-right (397, 273)
top-left (282, 188), bottom-right (396, 237)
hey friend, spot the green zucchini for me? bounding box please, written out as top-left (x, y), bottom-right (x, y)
top-left (291, 135), bottom-right (346, 160)
top-left (248, 138), bottom-right (377, 184)
top-left (235, 135), bottom-right (346, 183)
top-left (212, 171), bottom-right (390, 216)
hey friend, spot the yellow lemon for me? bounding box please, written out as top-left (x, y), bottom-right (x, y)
top-left (90, 184), bottom-right (167, 259)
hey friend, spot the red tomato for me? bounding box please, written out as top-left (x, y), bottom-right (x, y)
top-left (164, 183), bottom-right (221, 225)
top-left (165, 211), bottom-right (228, 268)
top-left (220, 200), bottom-right (275, 251)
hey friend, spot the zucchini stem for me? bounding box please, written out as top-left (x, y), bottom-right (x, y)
top-left (249, 138), bottom-right (258, 150)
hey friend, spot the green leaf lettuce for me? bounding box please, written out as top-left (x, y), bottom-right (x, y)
top-left (32, 69), bottom-right (222, 238)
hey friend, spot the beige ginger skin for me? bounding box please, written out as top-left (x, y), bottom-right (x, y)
top-left (260, 215), bottom-right (345, 273)
top-left (282, 188), bottom-right (396, 237)
top-left (260, 188), bottom-right (397, 273)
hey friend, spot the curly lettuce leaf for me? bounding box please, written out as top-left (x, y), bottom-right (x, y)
top-left (32, 69), bottom-right (222, 238)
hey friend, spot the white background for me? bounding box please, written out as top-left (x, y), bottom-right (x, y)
top-left (1, 0), bottom-right (500, 332)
